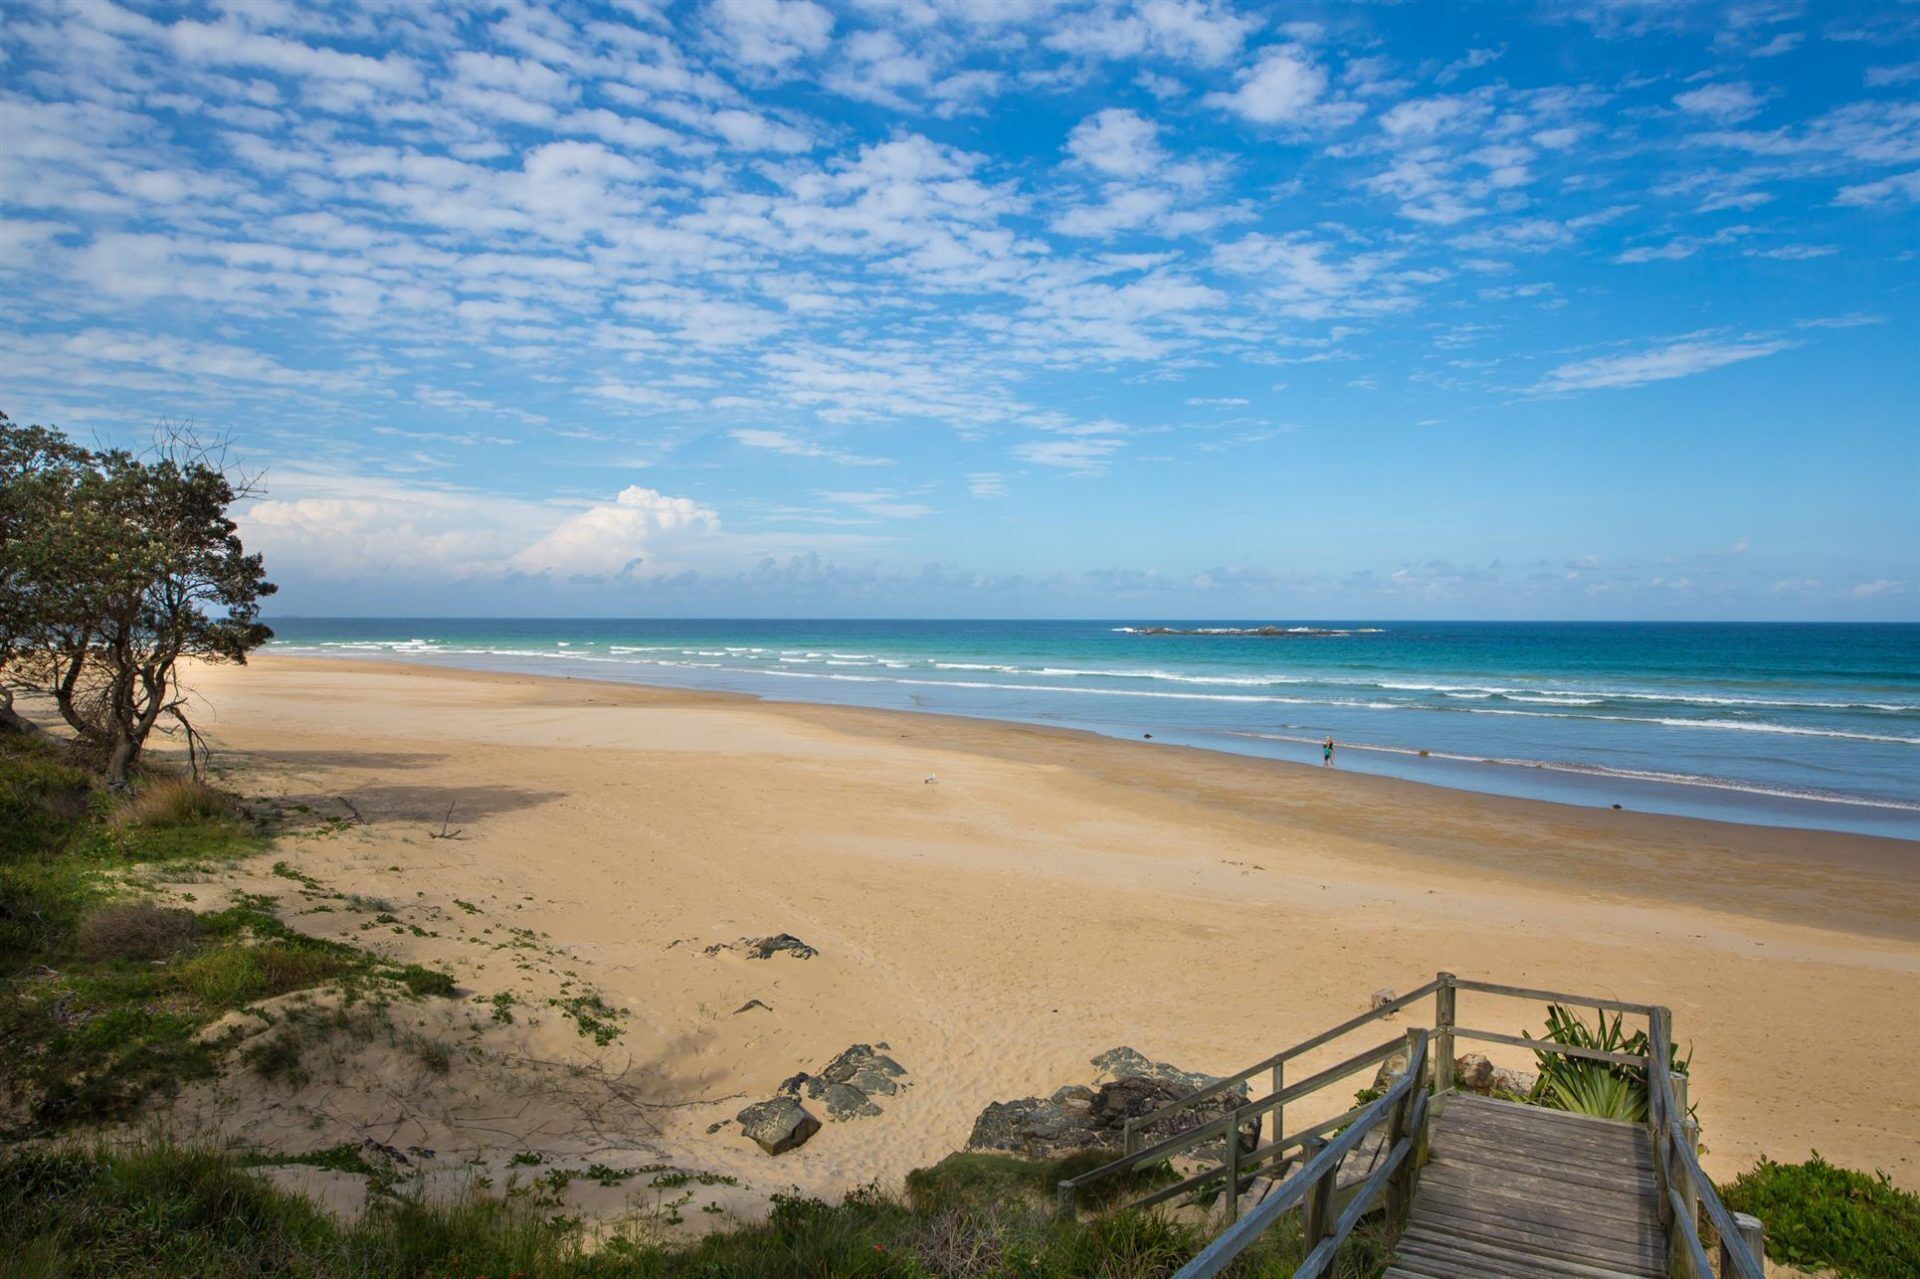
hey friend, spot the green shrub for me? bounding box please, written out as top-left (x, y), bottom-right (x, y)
top-left (1719, 1153), bottom-right (1920, 1279)
top-left (176, 941), bottom-right (358, 1007)
top-left (398, 964), bottom-right (455, 997)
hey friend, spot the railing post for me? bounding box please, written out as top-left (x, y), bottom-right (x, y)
top-left (1433, 972), bottom-right (1456, 1093)
top-left (1650, 1007), bottom-right (1674, 1230)
top-left (1302, 1136), bottom-right (1332, 1243)
top-left (1674, 1108), bottom-right (1700, 1252)
top-left (1222, 1116), bottom-right (1242, 1225)
top-left (1720, 1212), bottom-right (1764, 1277)
top-left (1055, 1179), bottom-right (1076, 1220)
top-left (1269, 1059), bottom-right (1284, 1149)
top-left (1123, 1117), bottom-right (1138, 1157)
top-left (1384, 1055), bottom-right (1414, 1220)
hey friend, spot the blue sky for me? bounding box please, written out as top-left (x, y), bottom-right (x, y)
top-left (2, 0), bottom-right (1916, 620)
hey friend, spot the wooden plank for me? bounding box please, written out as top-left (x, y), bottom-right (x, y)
top-left (1420, 1153), bottom-right (1659, 1201)
top-left (1396, 1236), bottom-right (1645, 1279)
top-left (1413, 1186), bottom-right (1663, 1240)
top-left (1405, 1230), bottom-right (1659, 1279)
top-left (1433, 1122), bottom-right (1654, 1167)
top-left (1403, 1207), bottom-right (1664, 1273)
top-left (1447, 1092), bottom-right (1651, 1135)
top-left (1413, 1182), bottom-right (1666, 1236)
top-left (1433, 1130), bottom-right (1654, 1178)
top-left (1395, 1232), bottom-right (1660, 1279)
top-left (1441, 1094), bottom-right (1648, 1135)
top-left (1410, 1189), bottom-right (1664, 1249)
top-left (1435, 1119), bottom-right (1653, 1163)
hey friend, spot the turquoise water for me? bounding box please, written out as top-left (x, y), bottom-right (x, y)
top-left (264, 619), bottom-right (1920, 840)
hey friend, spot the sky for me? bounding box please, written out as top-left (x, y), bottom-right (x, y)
top-left (2, 0), bottom-right (1916, 620)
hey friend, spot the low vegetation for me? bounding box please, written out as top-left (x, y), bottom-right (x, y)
top-left (0, 733), bottom-right (453, 1135)
top-left (1719, 1153), bottom-right (1920, 1279)
top-left (0, 1140), bottom-right (1398, 1279)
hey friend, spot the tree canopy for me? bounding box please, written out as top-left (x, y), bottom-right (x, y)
top-left (0, 412), bottom-right (275, 783)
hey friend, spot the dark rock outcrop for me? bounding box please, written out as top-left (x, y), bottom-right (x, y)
top-left (764, 1044), bottom-right (912, 1128)
top-left (705, 933), bottom-right (818, 960)
top-left (967, 1045), bottom-right (1254, 1160)
top-left (736, 1097), bottom-right (822, 1154)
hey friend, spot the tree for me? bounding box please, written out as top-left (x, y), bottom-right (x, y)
top-left (0, 412), bottom-right (90, 736)
top-left (0, 414), bottom-right (276, 784)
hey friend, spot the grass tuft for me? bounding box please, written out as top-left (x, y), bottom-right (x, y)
top-left (74, 901), bottom-right (200, 961)
top-left (114, 776), bottom-right (233, 829)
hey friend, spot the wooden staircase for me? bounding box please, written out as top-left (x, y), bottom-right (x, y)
top-left (1054, 974), bottom-right (1768, 1279)
top-left (1388, 1093), bottom-right (1666, 1279)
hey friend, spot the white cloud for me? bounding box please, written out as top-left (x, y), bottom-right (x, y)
top-left (1212, 233), bottom-right (1426, 319)
top-left (966, 472), bottom-right (1008, 499)
top-left (1674, 82), bottom-right (1766, 123)
top-left (1204, 45), bottom-right (1327, 125)
top-left (1833, 169), bottom-right (1920, 207)
top-left (1538, 334), bottom-right (1793, 392)
top-left (164, 17), bottom-right (420, 90)
top-left (1380, 94), bottom-right (1485, 137)
top-left (1865, 61), bottom-right (1920, 88)
top-left (1011, 420), bottom-right (1128, 475)
top-left (1045, 0), bottom-right (1258, 67)
top-left (1065, 108), bottom-right (1167, 178)
top-left (708, 0), bottom-right (834, 68)
top-left (1849, 579), bottom-right (1905, 598)
top-left (510, 485), bottom-right (721, 578)
top-left (817, 489), bottom-right (933, 518)
top-left (731, 427), bottom-right (891, 466)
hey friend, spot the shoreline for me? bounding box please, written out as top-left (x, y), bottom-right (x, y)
top-left (140, 654), bottom-right (1920, 1201)
top-left (259, 639), bottom-right (1920, 841)
top-left (247, 652), bottom-right (1920, 942)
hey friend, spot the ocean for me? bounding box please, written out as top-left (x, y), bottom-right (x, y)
top-left (262, 619), bottom-right (1920, 840)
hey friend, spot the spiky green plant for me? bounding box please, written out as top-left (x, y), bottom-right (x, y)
top-left (1524, 1004), bottom-right (1688, 1122)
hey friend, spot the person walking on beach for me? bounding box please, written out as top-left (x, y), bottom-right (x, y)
top-left (1322, 736), bottom-right (1335, 767)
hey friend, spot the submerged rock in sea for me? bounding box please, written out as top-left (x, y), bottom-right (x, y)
top-left (967, 1046), bottom-right (1253, 1160)
top-left (736, 1097), bottom-right (822, 1155)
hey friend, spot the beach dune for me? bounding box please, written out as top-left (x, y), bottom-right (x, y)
top-left (155, 656), bottom-right (1920, 1216)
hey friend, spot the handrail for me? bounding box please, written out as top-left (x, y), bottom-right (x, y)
top-left (1650, 1007), bottom-right (1764, 1279)
top-left (1058, 1035), bottom-right (1406, 1205)
top-left (1450, 977), bottom-right (1657, 1017)
top-left (1171, 1030), bottom-right (1429, 1279)
top-left (1122, 978), bottom-right (1444, 1137)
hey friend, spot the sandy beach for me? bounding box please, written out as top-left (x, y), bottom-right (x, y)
top-left (146, 654), bottom-right (1920, 1219)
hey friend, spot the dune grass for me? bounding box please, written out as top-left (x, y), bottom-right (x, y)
top-left (0, 734), bottom-right (454, 1135)
top-left (0, 1139), bottom-right (1396, 1279)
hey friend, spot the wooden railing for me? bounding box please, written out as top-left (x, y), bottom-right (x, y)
top-left (1650, 1006), bottom-right (1765, 1279)
top-left (1170, 1030), bottom-right (1429, 1279)
top-left (1054, 973), bottom-right (1769, 1279)
top-left (1054, 979), bottom-right (1444, 1221)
